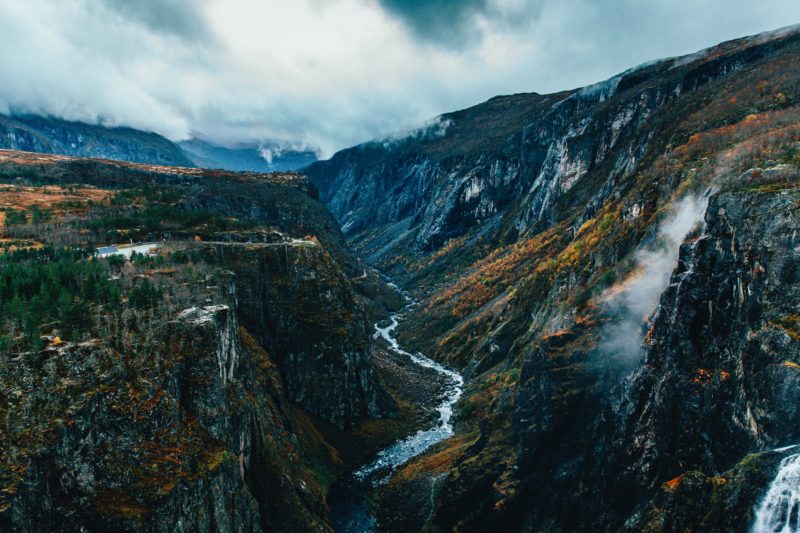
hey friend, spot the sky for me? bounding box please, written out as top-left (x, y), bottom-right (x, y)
top-left (1, 0), bottom-right (799, 157)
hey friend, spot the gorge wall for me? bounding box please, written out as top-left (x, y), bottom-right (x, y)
top-left (306, 25), bottom-right (800, 532)
top-left (0, 152), bottom-right (398, 531)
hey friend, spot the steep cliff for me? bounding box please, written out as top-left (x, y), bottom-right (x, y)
top-left (612, 187), bottom-right (800, 530)
top-left (306, 25), bottom-right (800, 268)
top-left (0, 152), bottom-right (400, 530)
top-left (212, 241), bottom-right (395, 429)
top-left (304, 25), bottom-right (800, 532)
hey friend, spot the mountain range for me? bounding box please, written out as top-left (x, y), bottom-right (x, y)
top-left (0, 114), bottom-right (317, 172)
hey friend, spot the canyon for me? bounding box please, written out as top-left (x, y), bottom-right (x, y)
top-left (0, 24), bottom-right (799, 533)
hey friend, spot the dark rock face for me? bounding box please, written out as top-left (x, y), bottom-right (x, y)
top-left (301, 25), bottom-right (800, 533)
top-left (2, 284), bottom-right (322, 532)
top-left (1, 250), bottom-right (395, 530)
top-left (603, 190), bottom-right (800, 527)
top-left (213, 242), bottom-right (396, 429)
top-left (634, 449), bottom-right (791, 533)
top-left (305, 31), bottom-right (799, 263)
top-left (468, 189), bottom-right (800, 532)
top-left (612, 193), bottom-right (800, 482)
top-left (305, 92), bottom-right (573, 256)
top-left (0, 153), bottom-right (399, 531)
top-left (0, 114), bottom-right (194, 167)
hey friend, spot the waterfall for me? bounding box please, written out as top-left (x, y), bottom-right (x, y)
top-left (752, 450), bottom-right (800, 533)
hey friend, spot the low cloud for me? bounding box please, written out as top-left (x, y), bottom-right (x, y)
top-left (258, 140), bottom-right (320, 165)
top-left (379, 116), bottom-right (453, 148)
top-left (0, 0), bottom-right (797, 156)
top-left (599, 195), bottom-right (708, 365)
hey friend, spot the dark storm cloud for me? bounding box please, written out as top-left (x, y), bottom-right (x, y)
top-left (377, 0), bottom-right (541, 46)
top-left (100, 0), bottom-right (211, 41)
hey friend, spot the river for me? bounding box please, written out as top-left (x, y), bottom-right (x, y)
top-left (329, 296), bottom-right (464, 532)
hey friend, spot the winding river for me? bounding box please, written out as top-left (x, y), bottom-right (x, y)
top-left (329, 295), bottom-right (464, 532)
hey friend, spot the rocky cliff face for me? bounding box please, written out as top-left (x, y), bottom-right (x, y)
top-left (0, 114), bottom-right (194, 167)
top-left (487, 187), bottom-right (800, 532)
top-left (305, 26), bottom-right (800, 265)
top-left (212, 241), bottom-right (395, 429)
top-left (0, 152), bottom-right (399, 531)
top-left (304, 25), bottom-right (800, 532)
top-left (614, 190), bottom-right (800, 489)
top-left (1, 273), bottom-right (348, 532)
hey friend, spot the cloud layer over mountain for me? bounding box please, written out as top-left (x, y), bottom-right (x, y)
top-left (1, 0), bottom-right (797, 156)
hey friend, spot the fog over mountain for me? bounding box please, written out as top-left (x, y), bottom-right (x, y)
top-left (1, 0), bottom-right (798, 156)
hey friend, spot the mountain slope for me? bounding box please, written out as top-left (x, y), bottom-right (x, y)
top-left (306, 24), bottom-right (800, 262)
top-left (305, 25), bottom-right (800, 532)
top-left (0, 114), bottom-right (194, 167)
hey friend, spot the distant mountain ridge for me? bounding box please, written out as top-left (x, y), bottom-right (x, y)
top-left (0, 114), bottom-right (194, 167)
top-left (0, 114), bottom-right (318, 172)
top-left (179, 138), bottom-right (317, 172)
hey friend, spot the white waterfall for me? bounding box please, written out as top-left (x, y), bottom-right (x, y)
top-left (752, 450), bottom-right (800, 533)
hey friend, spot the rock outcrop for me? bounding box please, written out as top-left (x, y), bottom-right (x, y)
top-left (0, 152), bottom-right (397, 531)
top-left (212, 241), bottom-right (395, 429)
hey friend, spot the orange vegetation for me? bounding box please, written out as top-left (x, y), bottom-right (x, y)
top-left (429, 227), bottom-right (561, 319)
top-left (690, 368), bottom-right (730, 385)
top-left (543, 329), bottom-right (573, 341)
top-left (0, 183), bottom-right (114, 248)
top-left (393, 434), bottom-right (472, 483)
top-left (671, 107), bottom-right (800, 179)
top-left (663, 474), bottom-right (685, 490)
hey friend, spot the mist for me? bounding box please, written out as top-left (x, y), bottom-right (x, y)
top-left (599, 195), bottom-right (708, 363)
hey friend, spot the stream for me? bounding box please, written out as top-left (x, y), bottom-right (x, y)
top-left (329, 295), bottom-right (464, 532)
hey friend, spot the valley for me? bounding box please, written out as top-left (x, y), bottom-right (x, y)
top-left (331, 295), bottom-right (464, 532)
top-left (0, 23), bottom-right (799, 533)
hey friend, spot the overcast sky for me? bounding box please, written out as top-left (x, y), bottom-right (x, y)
top-left (1, 0), bottom-right (798, 156)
